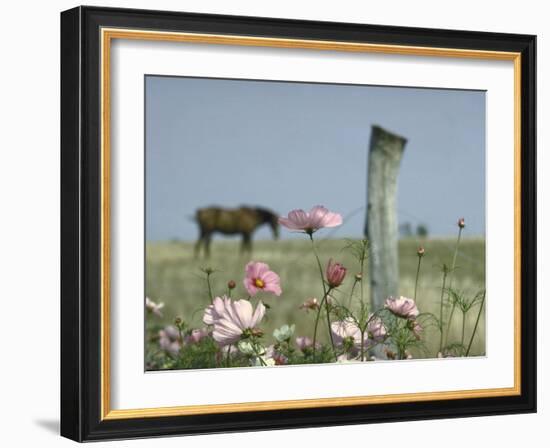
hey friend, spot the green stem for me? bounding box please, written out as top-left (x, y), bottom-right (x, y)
top-left (251, 342), bottom-right (267, 366)
top-left (226, 344), bottom-right (232, 367)
top-left (360, 252), bottom-right (365, 309)
top-left (438, 269), bottom-right (448, 352)
top-left (348, 278), bottom-right (359, 309)
top-left (465, 291), bottom-right (486, 356)
top-left (312, 288), bottom-right (333, 360)
top-left (360, 329), bottom-right (365, 362)
top-left (206, 272), bottom-right (214, 303)
top-left (309, 234), bottom-right (336, 359)
top-left (461, 311), bottom-right (466, 355)
top-left (414, 256), bottom-right (422, 302)
top-left (443, 227), bottom-right (463, 347)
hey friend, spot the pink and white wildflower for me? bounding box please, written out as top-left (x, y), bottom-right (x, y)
top-left (145, 297), bottom-right (164, 317)
top-left (331, 318), bottom-right (363, 350)
top-left (158, 326), bottom-right (181, 356)
top-left (278, 205), bottom-right (342, 234)
top-left (385, 296), bottom-right (420, 320)
top-left (185, 328), bottom-right (209, 344)
top-left (295, 336), bottom-right (319, 351)
top-left (366, 314), bottom-right (387, 342)
top-left (299, 297), bottom-right (320, 312)
top-left (243, 261), bottom-right (282, 297)
top-left (331, 316), bottom-right (385, 352)
top-left (203, 295), bottom-right (266, 345)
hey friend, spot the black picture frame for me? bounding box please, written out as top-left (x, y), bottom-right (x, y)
top-left (61, 5), bottom-right (536, 442)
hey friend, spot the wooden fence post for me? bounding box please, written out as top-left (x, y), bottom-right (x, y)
top-left (365, 125), bottom-right (407, 310)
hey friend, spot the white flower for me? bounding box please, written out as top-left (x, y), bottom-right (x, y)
top-left (273, 324), bottom-right (295, 342)
top-left (146, 297), bottom-right (164, 317)
top-left (203, 296), bottom-right (266, 346)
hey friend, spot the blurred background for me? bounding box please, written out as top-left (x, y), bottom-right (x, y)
top-left (145, 75), bottom-right (486, 357)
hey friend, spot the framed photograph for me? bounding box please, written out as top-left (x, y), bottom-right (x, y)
top-left (60, 6), bottom-right (536, 441)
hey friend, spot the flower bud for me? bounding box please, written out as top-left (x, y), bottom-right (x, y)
top-left (458, 217), bottom-right (465, 229)
top-left (174, 317), bottom-right (183, 326)
top-left (227, 280), bottom-right (236, 290)
top-left (417, 246), bottom-right (425, 257)
top-left (354, 273), bottom-right (363, 281)
top-left (326, 259), bottom-right (346, 288)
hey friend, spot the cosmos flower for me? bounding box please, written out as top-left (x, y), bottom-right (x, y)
top-left (326, 259), bottom-right (346, 288)
top-left (273, 324), bottom-right (295, 343)
top-left (243, 261), bottom-right (282, 297)
top-left (184, 328), bottom-right (209, 344)
top-left (366, 314), bottom-right (387, 342)
top-left (278, 205), bottom-right (342, 234)
top-left (330, 318), bottom-right (363, 350)
top-left (384, 296), bottom-right (420, 320)
top-left (158, 326), bottom-right (181, 356)
top-left (299, 297), bottom-right (320, 312)
top-left (203, 295), bottom-right (266, 345)
top-left (145, 297), bottom-right (164, 317)
top-left (295, 336), bottom-right (319, 351)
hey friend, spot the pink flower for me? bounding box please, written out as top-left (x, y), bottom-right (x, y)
top-left (158, 326), bottom-right (181, 356)
top-left (185, 328), bottom-right (209, 344)
top-left (331, 316), bottom-right (385, 352)
top-left (366, 314), bottom-right (387, 342)
top-left (278, 205), bottom-right (342, 234)
top-left (331, 318), bottom-right (362, 349)
top-left (265, 345), bottom-right (288, 365)
top-left (326, 259), bottom-right (346, 288)
top-left (243, 261), bottom-right (282, 296)
top-left (295, 336), bottom-right (319, 351)
top-left (385, 296), bottom-right (419, 320)
top-left (202, 295), bottom-right (266, 345)
top-left (299, 297), bottom-right (320, 312)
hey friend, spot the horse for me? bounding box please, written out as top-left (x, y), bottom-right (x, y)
top-left (193, 206), bottom-right (279, 258)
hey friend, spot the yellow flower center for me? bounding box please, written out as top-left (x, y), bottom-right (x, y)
top-left (254, 278), bottom-right (265, 289)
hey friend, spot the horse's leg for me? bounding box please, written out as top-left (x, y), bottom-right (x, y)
top-left (194, 231), bottom-right (204, 259)
top-left (204, 234), bottom-right (212, 258)
top-left (241, 233), bottom-right (252, 256)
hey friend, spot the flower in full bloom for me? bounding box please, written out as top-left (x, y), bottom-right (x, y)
top-left (158, 326), bottom-right (181, 356)
top-left (203, 295), bottom-right (266, 345)
top-left (331, 316), bottom-right (386, 354)
top-left (366, 314), bottom-right (387, 342)
top-left (243, 261), bottom-right (282, 297)
top-left (185, 328), bottom-right (209, 344)
top-left (326, 259), bottom-right (346, 288)
top-left (331, 318), bottom-right (362, 351)
top-left (384, 296), bottom-right (419, 320)
top-left (145, 297), bottom-right (164, 317)
top-left (273, 324), bottom-right (295, 343)
top-left (299, 297), bottom-right (320, 312)
top-left (278, 205), bottom-right (342, 234)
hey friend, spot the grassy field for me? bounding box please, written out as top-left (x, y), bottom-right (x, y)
top-left (146, 237), bottom-right (486, 358)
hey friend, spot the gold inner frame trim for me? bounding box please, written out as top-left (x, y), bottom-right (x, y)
top-left (100, 27), bottom-right (522, 420)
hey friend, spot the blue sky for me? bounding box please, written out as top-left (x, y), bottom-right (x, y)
top-left (145, 76), bottom-right (485, 241)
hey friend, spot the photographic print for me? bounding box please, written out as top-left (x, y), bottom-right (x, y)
top-left (61, 8), bottom-right (536, 440)
top-left (144, 76), bottom-right (486, 370)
